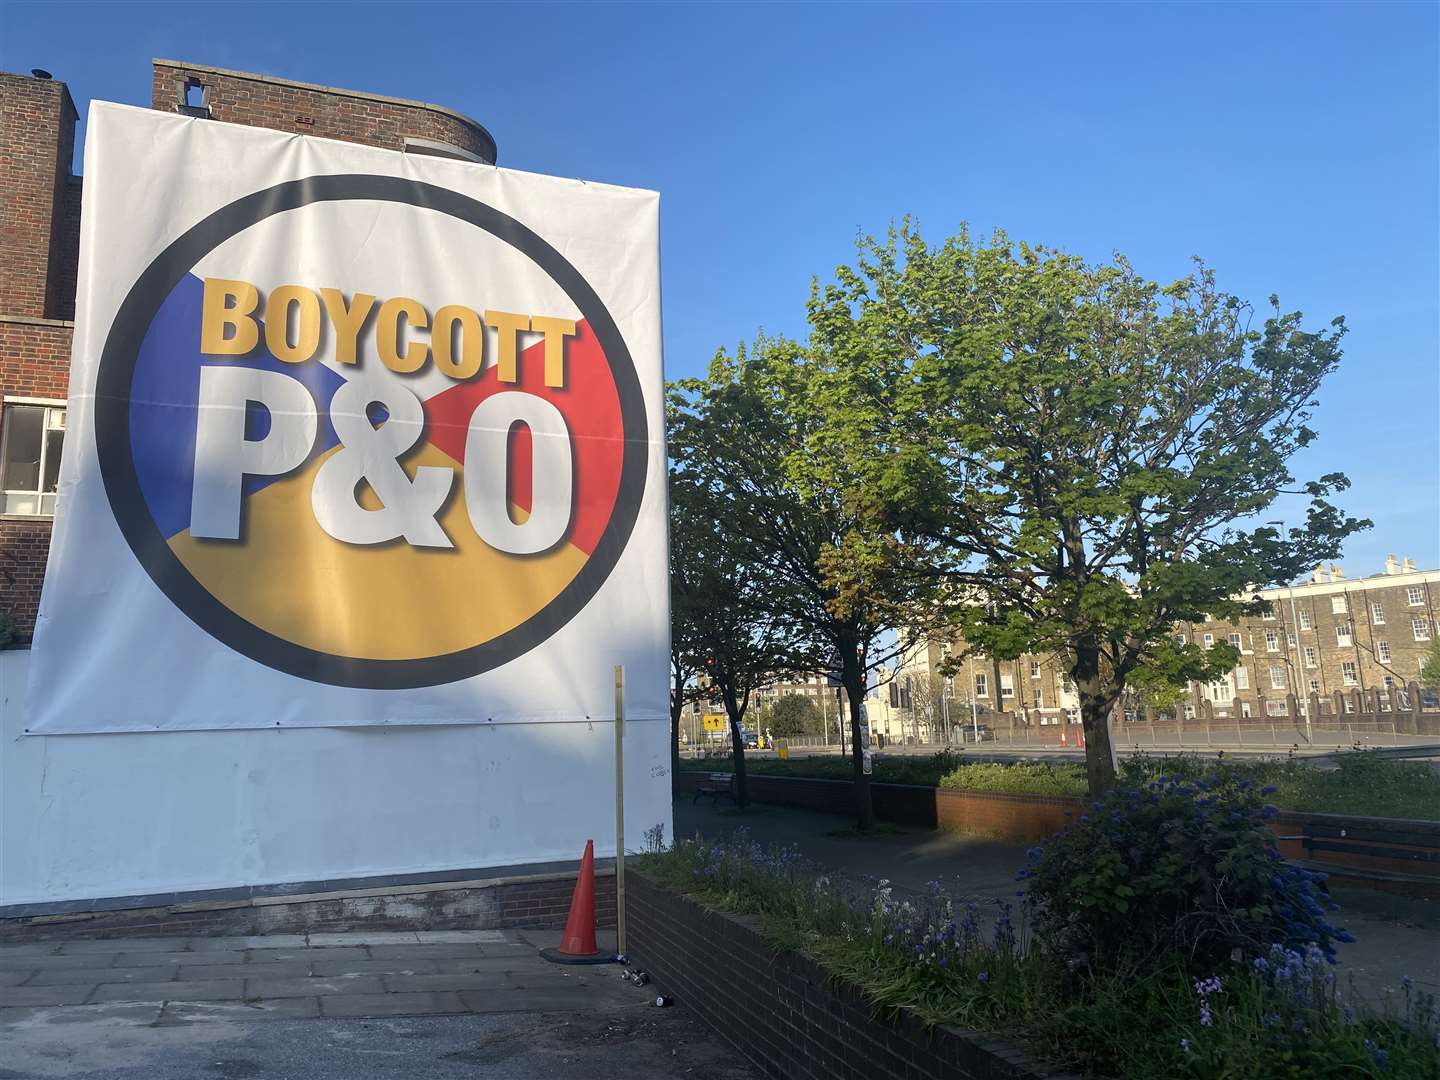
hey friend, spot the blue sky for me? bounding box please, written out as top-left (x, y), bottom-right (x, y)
top-left (3, 0), bottom-right (1436, 577)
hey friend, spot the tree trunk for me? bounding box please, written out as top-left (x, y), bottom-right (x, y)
top-left (842, 640), bottom-right (874, 831)
top-left (722, 682), bottom-right (750, 809)
top-left (1073, 645), bottom-right (1119, 795)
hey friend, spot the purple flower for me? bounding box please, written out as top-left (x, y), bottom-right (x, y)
top-left (977, 971), bottom-right (989, 984)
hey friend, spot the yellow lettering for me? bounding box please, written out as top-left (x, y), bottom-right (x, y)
top-left (378, 297), bottom-right (429, 374)
top-left (263, 285), bottom-right (321, 364)
top-left (529, 316), bottom-right (577, 388)
top-left (199, 278), bottom-right (260, 355)
top-left (432, 305), bottom-right (484, 381)
top-left (319, 289), bottom-right (376, 365)
top-left (484, 310), bottom-right (530, 383)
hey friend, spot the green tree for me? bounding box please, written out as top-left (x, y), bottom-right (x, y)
top-left (668, 472), bottom-right (708, 776)
top-left (1421, 640), bottom-right (1440, 690)
top-left (668, 429), bottom-right (813, 808)
top-left (670, 344), bottom-right (934, 828)
top-left (811, 226), bottom-right (1368, 794)
top-left (765, 693), bottom-right (824, 736)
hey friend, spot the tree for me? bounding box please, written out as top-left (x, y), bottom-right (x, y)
top-left (669, 343), bottom-right (935, 828)
top-left (1421, 641), bottom-right (1440, 690)
top-left (762, 693), bottom-right (824, 737)
top-left (668, 421), bottom-right (813, 808)
top-left (668, 471), bottom-right (708, 775)
top-left (811, 225), bottom-right (1368, 794)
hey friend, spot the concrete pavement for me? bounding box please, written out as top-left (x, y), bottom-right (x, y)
top-left (0, 928), bottom-right (758, 1079)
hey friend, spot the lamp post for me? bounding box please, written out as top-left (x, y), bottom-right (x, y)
top-left (1266, 519), bottom-right (1312, 741)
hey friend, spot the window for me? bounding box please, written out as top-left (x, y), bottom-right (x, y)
top-left (1061, 675), bottom-right (1075, 694)
top-left (1269, 664), bottom-right (1287, 690)
top-left (1182, 704), bottom-right (1196, 720)
top-left (974, 673), bottom-right (988, 698)
top-left (1332, 595), bottom-right (1347, 614)
top-left (1034, 688), bottom-right (1044, 707)
top-left (1383, 675), bottom-right (1395, 689)
top-left (1210, 680), bottom-right (1232, 703)
top-left (1286, 630), bottom-right (1298, 647)
top-left (1202, 633), bottom-right (1214, 647)
top-left (1262, 609), bottom-right (1276, 621)
top-left (1229, 633), bottom-right (1242, 650)
top-left (1371, 602), bottom-right (1385, 625)
top-left (1408, 586), bottom-right (1425, 607)
top-left (1298, 609), bottom-right (1312, 631)
top-left (1341, 661), bottom-right (1357, 686)
top-left (1029, 660), bottom-right (1041, 679)
top-left (1377, 640), bottom-right (1391, 663)
top-left (1235, 666), bottom-right (1250, 689)
top-left (1266, 699), bottom-right (1287, 717)
top-left (1265, 630), bottom-right (1279, 652)
top-left (1336, 624), bottom-right (1353, 647)
top-left (0, 402), bottom-right (65, 516)
top-left (1303, 646), bottom-right (1317, 668)
top-left (1308, 679), bottom-right (1320, 694)
top-left (1413, 617), bottom-right (1432, 642)
top-left (1000, 673), bottom-right (1014, 699)
top-left (1174, 633), bottom-right (1187, 646)
top-left (1241, 701), bottom-right (1253, 718)
top-left (1343, 695), bottom-right (1356, 713)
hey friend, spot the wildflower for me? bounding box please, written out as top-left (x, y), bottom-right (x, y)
top-left (1180, 1038), bottom-right (1190, 1053)
top-left (977, 971), bottom-right (989, 984)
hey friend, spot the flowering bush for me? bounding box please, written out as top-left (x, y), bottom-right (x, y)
top-left (1021, 773), bottom-right (1352, 975)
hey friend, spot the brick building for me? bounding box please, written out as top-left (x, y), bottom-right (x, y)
top-left (0, 59), bottom-right (497, 639)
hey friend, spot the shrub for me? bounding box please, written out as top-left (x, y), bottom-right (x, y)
top-left (1022, 774), bottom-right (1353, 976)
top-left (939, 760), bottom-right (1088, 796)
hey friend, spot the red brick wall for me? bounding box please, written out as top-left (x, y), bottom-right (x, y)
top-left (151, 60), bottom-right (497, 163)
top-left (0, 74), bottom-right (77, 319)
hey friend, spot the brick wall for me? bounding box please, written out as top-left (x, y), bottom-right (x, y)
top-left (0, 73), bottom-right (77, 319)
top-left (628, 873), bottom-right (1067, 1080)
top-left (151, 59), bottom-right (497, 163)
top-left (1, 871), bottom-right (615, 944)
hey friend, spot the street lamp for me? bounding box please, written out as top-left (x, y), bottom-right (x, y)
top-left (1266, 519), bottom-right (1312, 741)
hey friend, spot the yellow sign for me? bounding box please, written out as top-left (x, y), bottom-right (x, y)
top-left (702, 713), bottom-right (727, 733)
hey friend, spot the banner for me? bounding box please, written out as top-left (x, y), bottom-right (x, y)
top-left (27, 103), bottom-right (667, 733)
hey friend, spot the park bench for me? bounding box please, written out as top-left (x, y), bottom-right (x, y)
top-left (693, 772), bottom-right (736, 805)
top-left (1293, 820), bottom-right (1440, 885)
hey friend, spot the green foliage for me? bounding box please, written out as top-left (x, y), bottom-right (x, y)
top-left (805, 224), bottom-right (1369, 793)
top-left (938, 761), bottom-right (1089, 796)
top-left (1421, 640), bottom-right (1440, 690)
top-left (1021, 775), bottom-right (1352, 976)
top-left (758, 693), bottom-right (824, 736)
top-left (639, 834), bottom-right (1439, 1078)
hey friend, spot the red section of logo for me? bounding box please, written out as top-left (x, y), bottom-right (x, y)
top-left (423, 320), bottom-right (623, 557)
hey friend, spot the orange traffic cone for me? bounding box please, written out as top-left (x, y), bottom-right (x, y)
top-left (1059, 729), bottom-right (1067, 747)
top-left (540, 840), bottom-right (614, 965)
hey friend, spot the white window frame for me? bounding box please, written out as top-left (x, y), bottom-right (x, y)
top-left (1029, 660), bottom-right (1041, 679)
top-left (1413, 617), bottom-right (1432, 642)
top-left (1235, 666), bottom-right (1249, 690)
top-left (1266, 699), bottom-right (1287, 717)
top-left (999, 673), bottom-right (1015, 699)
top-left (1229, 632), bottom-right (1242, 650)
top-left (1332, 595), bottom-right (1348, 614)
top-left (0, 397), bottom-right (66, 518)
top-left (1308, 679), bottom-right (1320, 694)
top-left (1240, 701), bottom-right (1253, 718)
top-left (1265, 630), bottom-right (1279, 652)
top-left (1303, 645), bottom-right (1317, 668)
top-left (1407, 586), bottom-right (1425, 607)
top-left (1341, 661), bottom-right (1358, 686)
top-left (1377, 640), bottom-right (1391, 663)
top-left (974, 673), bottom-right (989, 698)
top-left (1298, 609), bottom-right (1312, 631)
top-left (1269, 664), bottom-right (1287, 690)
top-left (1371, 602), bottom-right (1385, 625)
top-left (1336, 624), bottom-right (1353, 647)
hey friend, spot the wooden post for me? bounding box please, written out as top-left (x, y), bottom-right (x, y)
top-left (614, 664), bottom-right (626, 957)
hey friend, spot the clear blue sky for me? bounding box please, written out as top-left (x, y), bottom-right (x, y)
top-left (3, 1), bottom-right (1436, 577)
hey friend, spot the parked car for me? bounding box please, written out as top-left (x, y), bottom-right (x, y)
top-left (742, 730), bottom-right (759, 749)
top-left (957, 724), bottom-right (994, 743)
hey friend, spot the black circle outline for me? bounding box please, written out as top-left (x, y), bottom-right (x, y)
top-left (94, 175), bottom-right (648, 690)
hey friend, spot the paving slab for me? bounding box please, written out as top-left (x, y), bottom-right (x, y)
top-left (366, 943), bottom-right (486, 960)
top-left (308, 956), bottom-right (442, 977)
top-left (380, 971), bottom-right (510, 994)
top-left (176, 960), bottom-right (313, 980)
top-left (243, 974), bottom-right (386, 998)
top-left (458, 987), bottom-right (600, 1013)
top-left (319, 990), bottom-right (467, 1018)
top-left (0, 983), bottom-right (98, 1007)
top-left (246, 945), bottom-right (368, 964)
top-left (414, 930), bottom-right (508, 944)
top-left (55, 937), bottom-right (191, 954)
top-left (88, 978), bottom-right (244, 1003)
top-left (307, 931), bottom-right (419, 947)
top-left (30, 965), bottom-right (179, 986)
top-left (158, 996), bottom-right (322, 1023)
top-left (109, 951), bottom-right (202, 968)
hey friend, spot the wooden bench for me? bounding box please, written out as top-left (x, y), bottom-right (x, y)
top-left (1300, 822), bottom-right (1440, 871)
top-left (693, 772), bottom-right (736, 805)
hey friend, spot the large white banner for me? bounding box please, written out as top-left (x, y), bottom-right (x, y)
top-left (28, 103), bottom-right (668, 734)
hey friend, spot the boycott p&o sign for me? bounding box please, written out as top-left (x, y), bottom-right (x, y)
top-left (29, 105), bottom-right (665, 732)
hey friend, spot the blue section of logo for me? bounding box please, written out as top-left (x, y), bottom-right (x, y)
top-left (129, 274), bottom-right (347, 540)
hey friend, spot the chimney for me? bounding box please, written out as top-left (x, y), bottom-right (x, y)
top-left (1331, 564), bottom-right (1345, 580)
top-left (1312, 564), bottom-right (1329, 584)
top-left (1403, 557), bottom-right (1416, 573)
top-left (1385, 554), bottom-right (1399, 575)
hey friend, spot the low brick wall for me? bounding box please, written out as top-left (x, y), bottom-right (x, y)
top-left (0, 870), bottom-right (614, 943)
top-left (628, 872), bottom-right (1071, 1080)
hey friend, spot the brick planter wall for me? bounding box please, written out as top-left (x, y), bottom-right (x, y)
top-left (628, 872), bottom-right (1072, 1080)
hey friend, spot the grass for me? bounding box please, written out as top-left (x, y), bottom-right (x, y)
top-left (680, 749), bottom-right (1440, 821)
top-left (639, 833), bottom-right (1440, 1079)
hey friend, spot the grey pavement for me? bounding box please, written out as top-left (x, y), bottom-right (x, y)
top-left (674, 797), bottom-right (1440, 1002)
top-left (0, 928), bottom-right (758, 1079)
